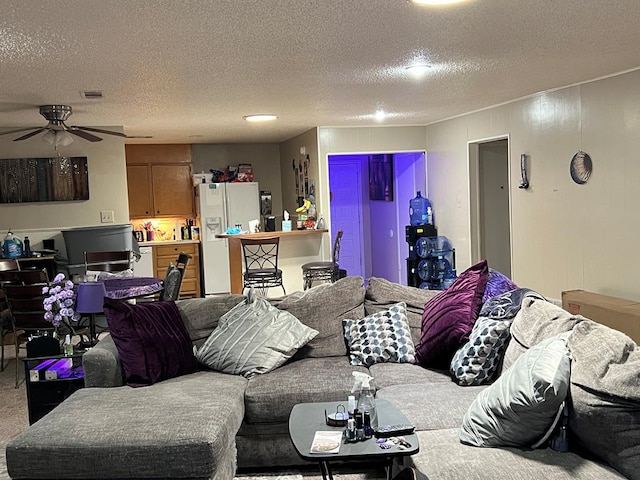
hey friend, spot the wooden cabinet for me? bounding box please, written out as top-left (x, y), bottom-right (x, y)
top-left (153, 243), bottom-right (201, 298)
top-left (125, 144), bottom-right (194, 218)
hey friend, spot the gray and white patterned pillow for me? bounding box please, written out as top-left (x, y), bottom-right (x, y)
top-left (343, 302), bottom-right (415, 366)
top-left (450, 316), bottom-right (511, 385)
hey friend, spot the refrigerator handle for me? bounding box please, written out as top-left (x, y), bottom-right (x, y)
top-left (224, 186), bottom-right (231, 230)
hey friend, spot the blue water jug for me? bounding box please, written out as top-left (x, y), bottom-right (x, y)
top-left (409, 191), bottom-right (431, 226)
top-left (2, 231), bottom-right (23, 259)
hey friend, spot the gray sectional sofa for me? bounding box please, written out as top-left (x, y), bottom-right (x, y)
top-left (6, 276), bottom-right (638, 480)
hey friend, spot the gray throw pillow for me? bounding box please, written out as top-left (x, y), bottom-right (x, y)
top-left (460, 332), bottom-right (571, 448)
top-left (343, 302), bottom-right (415, 366)
top-left (196, 291), bottom-right (318, 378)
top-left (568, 320), bottom-right (640, 480)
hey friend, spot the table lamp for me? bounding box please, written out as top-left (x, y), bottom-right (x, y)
top-left (75, 282), bottom-right (107, 347)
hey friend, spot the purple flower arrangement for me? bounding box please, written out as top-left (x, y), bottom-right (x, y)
top-left (42, 273), bottom-right (80, 327)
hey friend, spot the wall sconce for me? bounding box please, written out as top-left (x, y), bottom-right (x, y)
top-left (519, 154), bottom-right (530, 189)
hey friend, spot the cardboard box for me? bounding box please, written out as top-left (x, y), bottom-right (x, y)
top-left (562, 289), bottom-right (640, 343)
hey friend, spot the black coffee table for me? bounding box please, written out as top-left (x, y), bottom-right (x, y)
top-left (289, 399), bottom-right (419, 480)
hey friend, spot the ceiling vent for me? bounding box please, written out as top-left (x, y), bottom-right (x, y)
top-left (81, 90), bottom-right (104, 99)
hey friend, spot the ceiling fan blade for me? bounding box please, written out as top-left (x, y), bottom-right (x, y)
top-left (75, 126), bottom-right (127, 138)
top-left (13, 128), bottom-right (47, 141)
top-left (68, 128), bottom-right (102, 142)
top-left (0, 127), bottom-right (42, 137)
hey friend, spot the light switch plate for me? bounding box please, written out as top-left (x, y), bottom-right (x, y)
top-left (100, 210), bottom-right (114, 223)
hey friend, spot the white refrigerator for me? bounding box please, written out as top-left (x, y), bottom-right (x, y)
top-left (196, 182), bottom-right (260, 295)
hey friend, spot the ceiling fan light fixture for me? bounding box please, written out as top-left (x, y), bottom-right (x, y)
top-left (42, 129), bottom-right (74, 147)
top-left (243, 114), bottom-right (277, 122)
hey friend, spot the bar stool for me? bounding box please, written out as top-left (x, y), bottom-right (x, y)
top-left (241, 237), bottom-right (285, 296)
top-left (301, 230), bottom-right (343, 290)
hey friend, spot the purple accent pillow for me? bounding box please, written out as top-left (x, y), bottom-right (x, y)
top-left (483, 268), bottom-right (518, 302)
top-left (415, 260), bottom-right (489, 368)
top-left (103, 297), bottom-right (198, 387)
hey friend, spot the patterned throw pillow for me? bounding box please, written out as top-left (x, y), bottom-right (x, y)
top-left (450, 317), bottom-right (511, 385)
top-left (450, 289), bottom-right (544, 386)
top-left (482, 268), bottom-right (518, 303)
top-left (343, 302), bottom-right (415, 366)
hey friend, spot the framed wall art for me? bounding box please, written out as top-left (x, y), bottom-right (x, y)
top-left (368, 154), bottom-right (394, 201)
top-left (0, 156), bottom-right (89, 204)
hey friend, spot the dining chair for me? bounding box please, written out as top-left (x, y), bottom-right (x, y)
top-left (0, 258), bottom-right (21, 372)
top-left (0, 268), bottom-right (54, 388)
top-left (160, 252), bottom-right (192, 301)
top-left (301, 230), bottom-right (344, 290)
top-left (84, 250), bottom-right (132, 274)
top-left (240, 237), bottom-right (285, 296)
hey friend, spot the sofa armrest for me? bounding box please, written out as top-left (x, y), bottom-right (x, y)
top-left (82, 334), bottom-right (125, 388)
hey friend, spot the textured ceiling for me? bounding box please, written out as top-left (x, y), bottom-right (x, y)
top-left (2, 0), bottom-right (640, 144)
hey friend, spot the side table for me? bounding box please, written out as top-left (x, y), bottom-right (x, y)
top-left (23, 353), bottom-right (84, 424)
top-left (289, 399), bottom-right (419, 480)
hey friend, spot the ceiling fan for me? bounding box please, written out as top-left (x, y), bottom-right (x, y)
top-left (0, 104), bottom-right (129, 144)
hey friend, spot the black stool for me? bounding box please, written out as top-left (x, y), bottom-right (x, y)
top-left (302, 230), bottom-right (343, 290)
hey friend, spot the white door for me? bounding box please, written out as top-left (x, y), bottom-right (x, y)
top-left (329, 161), bottom-right (364, 278)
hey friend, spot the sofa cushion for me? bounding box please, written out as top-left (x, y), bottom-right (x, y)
top-left (196, 292), bottom-right (318, 378)
top-left (450, 289), bottom-right (544, 386)
top-left (243, 356), bottom-right (369, 424)
top-left (482, 268), bottom-right (518, 302)
top-left (343, 302), bottom-right (415, 366)
top-left (368, 362), bottom-right (451, 389)
top-left (270, 275), bottom-right (365, 358)
top-left (364, 277), bottom-right (440, 342)
top-left (409, 429), bottom-right (626, 480)
top-left (103, 297), bottom-right (198, 387)
top-left (377, 382), bottom-right (487, 431)
top-left (415, 260), bottom-right (489, 368)
top-left (501, 296), bottom-right (583, 372)
top-left (460, 333), bottom-right (571, 448)
top-left (176, 294), bottom-right (246, 344)
top-left (6, 371), bottom-right (248, 480)
top-left (567, 320), bottom-right (640, 480)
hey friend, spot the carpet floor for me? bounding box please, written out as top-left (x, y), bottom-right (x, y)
top-left (0, 344), bottom-right (386, 480)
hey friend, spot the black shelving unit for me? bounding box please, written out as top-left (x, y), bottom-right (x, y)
top-left (406, 225), bottom-right (457, 290)
top-left (24, 354), bottom-right (84, 424)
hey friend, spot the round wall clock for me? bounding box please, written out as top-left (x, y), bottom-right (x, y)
top-left (570, 151), bottom-right (592, 184)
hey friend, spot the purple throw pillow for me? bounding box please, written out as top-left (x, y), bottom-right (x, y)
top-left (104, 297), bottom-right (198, 387)
top-left (415, 260), bottom-right (489, 368)
top-left (483, 268), bottom-right (518, 303)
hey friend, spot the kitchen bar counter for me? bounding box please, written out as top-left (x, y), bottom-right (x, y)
top-left (216, 229), bottom-right (328, 294)
top-left (138, 239), bottom-right (200, 246)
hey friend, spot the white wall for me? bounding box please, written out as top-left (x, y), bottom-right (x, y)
top-left (191, 143), bottom-right (283, 217)
top-left (0, 131), bottom-right (128, 257)
top-left (425, 69), bottom-right (640, 301)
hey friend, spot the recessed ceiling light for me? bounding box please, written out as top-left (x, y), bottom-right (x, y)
top-left (410, 0), bottom-right (468, 5)
top-left (375, 110), bottom-right (386, 121)
top-left (243, 114), bottom-right (277, 122)
top-left (406, 64), bottom-right (432, 76)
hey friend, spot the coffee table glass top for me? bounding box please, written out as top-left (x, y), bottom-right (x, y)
top-left (289, 399), bottom-right (419, 461)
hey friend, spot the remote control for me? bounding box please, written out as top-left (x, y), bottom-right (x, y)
top-left (374, 424), bottom-right (415, 438)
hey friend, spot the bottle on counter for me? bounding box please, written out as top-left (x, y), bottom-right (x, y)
top-left (23, 236), bottom-right (32, 258)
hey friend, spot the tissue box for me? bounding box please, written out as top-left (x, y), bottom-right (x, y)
top-left (282, 220), bottom-right (292, 232)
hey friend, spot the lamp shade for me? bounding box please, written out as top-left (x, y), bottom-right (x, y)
top-left (76, 282), bottom-right (107, 314)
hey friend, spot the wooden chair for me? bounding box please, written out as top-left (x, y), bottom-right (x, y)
top-left (241, 237), bottom-right (285, 296)
top-left (84, 250), bottom-right (132, 273)
top-left (0, 259), bottom-right (21, 372)
top-left (160, 252), bottom-right (192, 301)
top-left (0, 269), bottom-right (53, 388)
top-left (302, 230), bottom-right (344, 290)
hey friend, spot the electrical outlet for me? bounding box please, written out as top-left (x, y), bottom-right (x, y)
top-left (100, 210), bottom-right (114, 223)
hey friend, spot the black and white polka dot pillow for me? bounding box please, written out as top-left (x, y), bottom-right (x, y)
top-left (343, 302), bottom-right (415, 366)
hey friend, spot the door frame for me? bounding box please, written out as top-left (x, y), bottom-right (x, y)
top-left (328, 158), bottom-right (366, 279)
top-left (467, 135), bottom-right (513, 273)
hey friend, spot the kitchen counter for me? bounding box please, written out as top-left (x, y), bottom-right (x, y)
top-left (216, 229), bottom-right (328, 294)
top-left (138, 239), bottom-right (200, 246)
